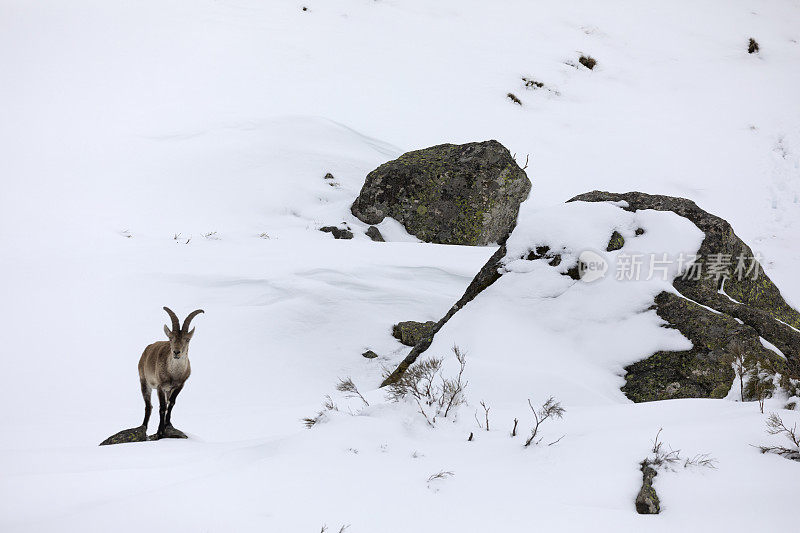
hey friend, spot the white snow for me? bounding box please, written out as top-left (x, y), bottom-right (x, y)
top-left (2, 0), bottom-right (800, 531)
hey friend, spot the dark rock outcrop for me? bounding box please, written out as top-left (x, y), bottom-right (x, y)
top-left (362, 350), bottom-right (378, 359)
top-left (622, 292), bottom-right (782, 402)
top-left (351, 140), bottom-right (531, 246)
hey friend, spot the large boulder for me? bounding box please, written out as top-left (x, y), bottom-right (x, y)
top-left (382, 191), bottom-right (800, 401)
top-left (351, 140), bottom-right (531, 245)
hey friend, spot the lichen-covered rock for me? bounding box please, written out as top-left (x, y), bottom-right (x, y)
top-left (635, 462), bottom-right (660, 514)
top-left (99, 425), bottom-right (147, 446)
top-left (351, 140), bottom-right (531, 245)
top-left (606, 230), bottom-right (625, 251)
top-left (621, 292), bottom-right (782, 402)
top-left (392, 321), bottom-right (436, 347)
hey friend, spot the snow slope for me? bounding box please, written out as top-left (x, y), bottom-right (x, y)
top-left (1, 0), bottom-right (799, 531)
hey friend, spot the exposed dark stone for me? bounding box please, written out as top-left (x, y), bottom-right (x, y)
top-left (320, 225), bottom-right (354, 240)
top-left (606, 230), bottom-right (625, 251)
top-left (579, 55), bottom-right (597, 69)
top-left (635, 462), bottom-right (660, 514)
top-left (635, 228), bottom-right (645, 236)
top-left (392, 321), bottom-right (436, 347)
top-left (99, 426), bottom-right (147, 446)
top-left (565, 263), bottom-right (581, 280)
top-left (362, 350), bottom-right (379, 359)
top-left (351, 140), bottom-right (531, 246)
top-left (748, 38), bottom-right (759, 54)
top-left (365, 226), bottom-right (385, 242)
top-left (324, 172), bottom-right (335, 180)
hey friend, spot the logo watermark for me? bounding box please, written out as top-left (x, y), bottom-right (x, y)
top-left (575, 251), bottom-right (762, 283)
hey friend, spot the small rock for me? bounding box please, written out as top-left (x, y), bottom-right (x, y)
top-left (392, 321), bottom-right (436, 347)
top-left (748, 38), bottom-right (759, 54)
top-left (365, 226), bottom-right (385, 242)
top-left (606, 230), bottom-right (625, 251)
top-left (362, 350), bottom-right (379, 359)
top-left (320, 225), bottom-right (354, 240)
top-left (578, 55), bottom-right (597, 69)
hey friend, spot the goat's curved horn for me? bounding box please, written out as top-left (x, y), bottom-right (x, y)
top-left (182, 309), bottom-right (205, 333)
top-left (163, 306), bottom-right (180, 333)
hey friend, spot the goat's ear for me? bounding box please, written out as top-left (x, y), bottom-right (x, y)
top-left (164, 324), bottom-right (173, 339)
top-left (185, 327), bottom-right (195, 339)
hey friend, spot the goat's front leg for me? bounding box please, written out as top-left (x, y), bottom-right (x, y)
top-left (155, 387), bottom-right (168, 438)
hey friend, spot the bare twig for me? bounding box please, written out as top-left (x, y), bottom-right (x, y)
top-left (480, 400), bottom-right (490, 431)
top-left (387, 346), bottom-right (468, 425)
top-left (302, 395), bottom-right (338, 428)
top-left (427, 470), bottom-right (454, 483)
top-left (336, 377), bottom-right (369, 407)
top-left (511, 417), bottom-right (518, 437)
top-left (473, 411), bottom-right (483, 429)
top-left (524, 397), bottom-right (565, 447)
top-left (757, 412), bottom-right (800, 460)
top-left (646, 428), bottom-right (717, 469)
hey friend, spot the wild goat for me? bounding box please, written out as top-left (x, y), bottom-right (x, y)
top-left (138, 307), bottom-right (204, 439)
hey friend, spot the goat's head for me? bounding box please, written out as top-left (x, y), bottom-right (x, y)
top-left (163, 307), bottom-right (204, 359)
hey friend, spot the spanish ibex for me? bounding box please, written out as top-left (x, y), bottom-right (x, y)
top-left (138, 307), bottom-right (204, 439)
